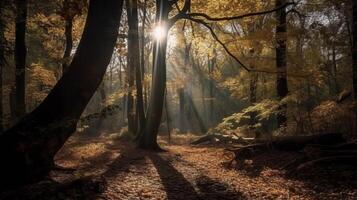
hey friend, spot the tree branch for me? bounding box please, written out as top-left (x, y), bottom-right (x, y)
top-left (186, 17), bottom-right (309, 78)
top-left (187, 2), bottom-right (295, 22)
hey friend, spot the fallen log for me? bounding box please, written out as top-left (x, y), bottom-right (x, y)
top-left (229, 133), bottom-right (345, 160)
top-left (296, 156), bottom-right (357, 171)
top-left (191, 134), bottom-right (249, 145)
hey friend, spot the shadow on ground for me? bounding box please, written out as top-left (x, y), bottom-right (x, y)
top-left (148, 153), bottom-right (247, 200)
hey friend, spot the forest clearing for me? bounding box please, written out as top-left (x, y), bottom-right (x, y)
top-left (1, 0), bottom-right (357, 199)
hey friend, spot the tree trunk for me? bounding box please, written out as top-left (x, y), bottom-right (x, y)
top-left (276, 0), bottom-right (288, 130)
top-left (352, 0), bottom-right (357, 135)
top-left (14, 0), bottom-right (27, 121)
top-left (178, 88), bottom-right (186, 132)
top-left (62, 13), bottom-right (73, 75)
top-left (125, 0), bottom-right (137, 135)
top-left (331, 45), bottom-right (340, 94)
top-left (0, 0), bottom-right (5, 132)
top-left (126, 0), bottom-right (145, 134)
top-left (137, 0), bottom-right (169, 150)
top-left (140, 0), bottom-right (148, 110)
top-left (0, 0), bottom-right (123, 189)
top-left (208, 56), bottom-right (215, 126)
top-left (186, 93), bottom-right (207, 133)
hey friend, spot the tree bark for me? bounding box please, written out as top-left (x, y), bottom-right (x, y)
top-left (352, 0), bottom-right (357, 135)
top-left (140, 0), bottom-right (148, 109)
top-left (0, 0), bottom-right (123, 189)
top-left (62, 13), bottom-right (73, 75)
top-left (276, 0), bottom-right (288, 130)
top-left (14, 0), bottom-right (27, 120)
top-left (178, 88), bottom-right (186, 132)
top-left (137, 0), bottom-right (169, 150)
top-left (0, 0), bottom-right (5, 132)
top-left (125, 0), bottom-right (137, 135)
top-left (126, 0), bottom-right (145, 134)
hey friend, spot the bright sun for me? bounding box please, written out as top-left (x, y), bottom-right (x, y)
top-left (152, 24), bottom-right (167, 41)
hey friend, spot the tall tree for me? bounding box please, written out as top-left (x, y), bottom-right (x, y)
top-left (134, 0), bottom-right (146, 133)
top-left (137, 0), bottom-right (169, 150)
top-left (276, 0), bottom-right (288, 129)
top-left (352, 0), bottom-right (357, 134)
top-left (125, 0), bottom-right (136, 135)
top-left (140, 0), bottom-right (148, 109)
top-left (0, 0), bottom-right (5, 132)
top-left (126, 0), bottom-right (145, 134)
top-left (14, 0), bottom-right (27, 120)
top-left (0, 0), bottom-right (123, 189)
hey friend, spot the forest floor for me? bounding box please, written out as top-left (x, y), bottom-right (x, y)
top-left (1, 133), bottom-right (357, 200)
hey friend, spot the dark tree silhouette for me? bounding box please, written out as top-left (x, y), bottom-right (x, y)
top-left (0, 0), bottom-right (6, 132)
top-left (14, 0), bottom-right (27, 120)
top-left (275, 0), bottom-right (288, 130)
top-left (0, 0), bottom-right (124, 189)
top-left (126, 0), bottom-right (145, 134)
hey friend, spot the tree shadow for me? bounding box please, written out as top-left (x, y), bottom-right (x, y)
top-left (196, 175), bottom-right (247, 200)
top-left (102, 146), bottom-right (148, 178)
top-left (148, 153), bottom-right (200, 200)
top-left (226, 149), bottom-right (357, 197)
top-left (149, 153), bottom-right (248, 200)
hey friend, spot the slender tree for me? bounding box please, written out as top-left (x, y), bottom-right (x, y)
top-left (125, 0), bottom-right (136, 135)
top-left (276, 0), bottom-right (288, 129)
top-left (140, 0), bottom-right (148, 108)
top-left (137, 0), bottom-right (169, 150)
top-left (0, 0), bottom-right (123, 189)
top-left (126, 0), bottom-right (145, 134)
top-left (14, 0), bottom-right (27, 120)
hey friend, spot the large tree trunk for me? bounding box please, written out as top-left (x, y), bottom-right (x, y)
top-left (276, 0), bottom-right (288, 130)
top-left (0, 0), bottom-right (123, 189)
top-left (352, 0), bottom-right (357, 135)
top-left (14, 0), bottom-right (27, 120)
top-left (126, 0), bottom-right (145, 134)
top-left (137, 0), bottom-right (169, 150)
top-left (0, 0), bottom-right (5, 132)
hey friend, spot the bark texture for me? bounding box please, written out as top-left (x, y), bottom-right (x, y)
top-left (0, 0), bottom-right (5, 132)
top-left (126, 0), bottom-right (145, 134)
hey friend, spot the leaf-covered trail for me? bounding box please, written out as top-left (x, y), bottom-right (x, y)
top-left (54, 136), bottom-right (357, 200)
